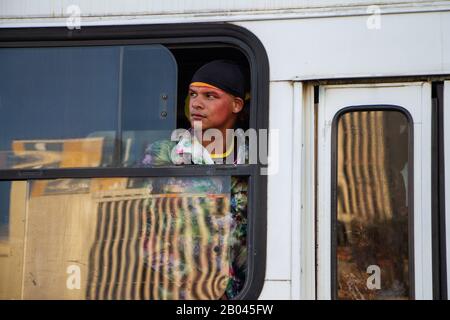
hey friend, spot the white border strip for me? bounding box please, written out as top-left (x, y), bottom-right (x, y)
top-left (415, 82), bottom-right (433, 299)
top-left (300, 84), bottom-right (316, 299)
top-left (291, 82), bottom-right (303, 300)
top-left (316, 85), bottom-right (331, 299)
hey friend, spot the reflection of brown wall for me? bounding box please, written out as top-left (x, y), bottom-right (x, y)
top-left (23, 192), bottom-right (97, 299)
top-left (0, 182), bottom-right (27, 299)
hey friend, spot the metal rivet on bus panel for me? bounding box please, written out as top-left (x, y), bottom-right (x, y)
top-left (161, 111), bottom-right (167, 118)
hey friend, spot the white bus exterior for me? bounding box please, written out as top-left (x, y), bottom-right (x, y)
top-left (1, 0), bottom-right (450, 300)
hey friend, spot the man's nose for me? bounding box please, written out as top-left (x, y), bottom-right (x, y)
top-left (191, 97), bottom-right (205, 109)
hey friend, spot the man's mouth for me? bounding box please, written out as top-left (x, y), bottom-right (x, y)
top-left (190, 113), bottom-right (206, 120)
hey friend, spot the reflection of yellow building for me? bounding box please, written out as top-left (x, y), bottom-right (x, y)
top-left (11, 137), bottom-right (128, 196)
top-left (0, 179), bottom-right (232, 300)
top-left (12, 137), bottom-right (104, 169)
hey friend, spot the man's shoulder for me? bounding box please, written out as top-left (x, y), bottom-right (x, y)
top-left (141, 139), bottom-right (178, 166)
top-left (146, 139), bottom-right (178, 150)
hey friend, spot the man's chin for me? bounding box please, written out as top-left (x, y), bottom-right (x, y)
top-left (190, 120), bottom-right (209, 129)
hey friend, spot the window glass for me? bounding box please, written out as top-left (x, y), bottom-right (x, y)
top-left (335, 110), bottom-right (411, 299)
top-left (0, 176), bottom-right (248, 300)
top-left (0, 45), bottom-right (177, 169)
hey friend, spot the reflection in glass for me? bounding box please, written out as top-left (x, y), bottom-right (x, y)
top-left (335, 110), bottom-right (410, 300)
top-left (0, 176), bottom-right (248, 300)
top-left (0, 45), bottom-right (177, 169)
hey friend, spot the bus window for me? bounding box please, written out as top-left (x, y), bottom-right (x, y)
top-left (0, 176), bottom-right (248, 300)
top-left (334, 110), bottom-right (412, 299)
top-left (0, 45), bottom-right (177, 169)
top-left (0, 24), bottom-right (268, 300)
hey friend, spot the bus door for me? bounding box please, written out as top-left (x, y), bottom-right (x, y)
top-left (317, 82), bottom-right (433, 299)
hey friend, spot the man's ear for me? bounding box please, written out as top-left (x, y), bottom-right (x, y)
top-left (232, 97), bottom-right (244, 114)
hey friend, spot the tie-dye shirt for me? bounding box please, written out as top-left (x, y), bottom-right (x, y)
top-left (140, 132), bottom-right (248, 300)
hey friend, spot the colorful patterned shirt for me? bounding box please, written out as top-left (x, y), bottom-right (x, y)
top-left (140, 131), bottom-right (248, 299)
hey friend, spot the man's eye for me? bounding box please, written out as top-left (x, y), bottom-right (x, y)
top-left (206, 94), bottom-right (216, 99)
top-left (189, 92), bottom-right (197, 98)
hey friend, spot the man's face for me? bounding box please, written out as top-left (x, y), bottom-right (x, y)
top-left (188, 85), bottom-right (243, 131)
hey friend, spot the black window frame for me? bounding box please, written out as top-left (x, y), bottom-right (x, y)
top-left (432, 82), bottom-right (447, 299)
top-left (330, 105), bottom-right (415, 300)
top-left (0, 23), bottom-right (269, 300)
